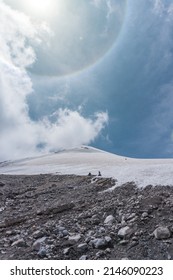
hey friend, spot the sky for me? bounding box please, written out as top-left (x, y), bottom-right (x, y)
top-left (1, 0), bottom-right (173, 161)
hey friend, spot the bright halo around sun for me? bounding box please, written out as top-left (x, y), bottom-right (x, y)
top-left (4, 0), bottom-right (127, 77)
top-left (23, 0), bottom-right (56, 17)
top-left (4, 0), bottom-right (58, 19)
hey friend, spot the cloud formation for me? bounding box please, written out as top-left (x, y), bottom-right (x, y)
top-left (0, 1), bottom-right (108, 161)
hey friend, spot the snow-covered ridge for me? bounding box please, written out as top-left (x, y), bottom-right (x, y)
top-left (0, 146), bottom-right (173, 188)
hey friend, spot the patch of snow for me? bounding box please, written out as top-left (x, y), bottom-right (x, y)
top-left (0, 146), bottom-right (173, 188)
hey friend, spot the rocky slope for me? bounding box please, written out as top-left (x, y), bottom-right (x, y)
top-left (0, 174), bottom-right (173, 260)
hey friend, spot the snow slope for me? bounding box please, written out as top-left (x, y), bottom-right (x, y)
top-left (0, 146), bottom-right (173, 187)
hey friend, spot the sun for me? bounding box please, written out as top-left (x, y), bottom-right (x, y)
top-left (5, 0), bottom-right (60, 19)
top-left (23, 0), bottom-right (56, 17)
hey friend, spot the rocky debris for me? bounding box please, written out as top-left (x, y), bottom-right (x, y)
top-left (0, 216), bottom-right (27, 228)
top-left (37, 202), bottom-right (75, 215)
top-left (0, 174), bottom-right (173, 260)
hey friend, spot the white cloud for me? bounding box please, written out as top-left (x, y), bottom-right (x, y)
top-left (0, 1), bottom-right (38, 68)
top-left (153, 0), bottom-right (173, 18)
top-left (38, 110), bottom-right (108, 150)
top-left (0, 1), bottom-right (108, 161)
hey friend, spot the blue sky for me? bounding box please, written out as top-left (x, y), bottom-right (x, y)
top-left (1, 0), bottom-right (173, 160)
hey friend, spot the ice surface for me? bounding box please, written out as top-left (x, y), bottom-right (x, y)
top-left (0, 146), bottom-right (173, 188)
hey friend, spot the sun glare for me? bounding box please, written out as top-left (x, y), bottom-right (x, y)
top-left (24, 0), bottom-right (56, 17)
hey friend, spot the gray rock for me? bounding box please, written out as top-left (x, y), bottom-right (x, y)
top-left (37, 202), bottom-right (74, 215)
top-left (169, 226), bottom-right (173, 233)
top-left (33, 237), bottom-right (47, 251)
top-left (104, 215), bottom-right (115, 225)
top-left (121, 220), bottom-right (127, 227)
top-left (79, 255), bottom-right (88, 260)
top-left (105, 248), bottom-right (111, 253)
top-left (119, 240), bottom-right (129, 245)
top-left (11, 238), bottom-right (26, 247)
top-left (87, 230), bottom-right (95, 236)
top-left (62, 230), bottom-right (69, 237)
top-left (69, 234), bottom-right (81, 242)
top-left (95, 251), bottom-right (105, 258)
top-left (57, 226), bottom-right (66, 232)
top-left (85, 236), bottom-right (91, 243)
top-left (38, 247), bottom-right (47, 258)
top-left (129, 241), bottom-right (138, 248)
top-left (91, 215), bottom-right (100, 225)
top-left (141, 212), bottom-right (148, 218)
top-left (59, 229), bottom-right (69, 238)
top-left (33, 230), bottom-right (45, 239)
top-left (0, 207), bottom-right (5, 213)
top-left (98, 227), bottom-right (105, 233)
top-left (126, 213), bottom-right (136, 221)
top-left (92, 238), bottom-right (110, 249)
top-left (105, 236), bottom-right (112, 244)
top-left (132, 236), bottom-right (138, 241)
top-left (77, 243), bottom-right (88, 252)
top-left (92, 214), bottom-right (98, 219)
top-left (63, 248), bottom-right (70, 255)
top-left (118, 226), bottom-right (132, 238)
top-left (153, 227), bottom-right (171, 240)
top-left (6, 231), bottom-right (13, 236)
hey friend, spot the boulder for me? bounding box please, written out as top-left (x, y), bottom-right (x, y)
top-left (153, 227), bottom-right (171, 240)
